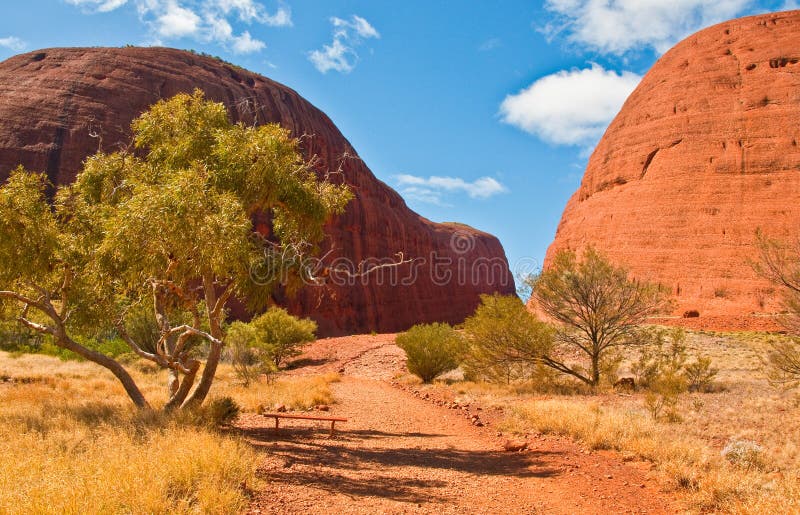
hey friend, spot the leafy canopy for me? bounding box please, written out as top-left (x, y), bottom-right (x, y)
top-left (0, 90), bottom-right (351, 410)
top-left (396, 323), bottom-right (465, 383)
top-left (462, 294), bottom-right (554, 384)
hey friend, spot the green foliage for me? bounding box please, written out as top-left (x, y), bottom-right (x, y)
top-left (684, 356), bottom-right (719, 393)
top-left (462, 294), bottom-right (554, 384)
top-left (0, 90), bottom-right (351, 409)
top-left (250, 307), bottom-right (317, 368)
top-left (396, 323), bottom-right (465, 383)
top-left (228, 308), bottom-right (316, 386)
top-left (632, 328), bottom-right (689, 389)
top-left (753, 232), bottom-right (800, 388)
top-left (633, 328), bottom-right (718, 421)
top-left (227, 321), bottom-right (274, 386)
top-left (530, 247), bottom-right (672, 387)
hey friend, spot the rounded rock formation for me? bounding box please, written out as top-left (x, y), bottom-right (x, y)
top-left (0, 47), bottom-right (514, 335)
top-left (544, 10), bottom-right (800, 325)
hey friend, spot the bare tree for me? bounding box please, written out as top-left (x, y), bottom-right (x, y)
top-left (529, 247), bottom-right (673, 387)
top-left (754, 231), bottom-right (800, 388)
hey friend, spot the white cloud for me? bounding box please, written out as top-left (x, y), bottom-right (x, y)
top-left (542, 0), bottom-right (753, 55)
top-left (211, 0), bottom-right (291, 26)
top-left (309, 38), bottom-right (355, 73)
top-left (65, 0), bottom-right (129, 12)
top-left (500, 63), bottom-right (641, 147)
top-left (0, 36), bottom-right (26, 52)
top-left (156, 2), bottom-right (201, 37)
top-left (309, 14), bottom-right (379, 74)
top-left (395, 174), bottom-right (507, 205)
top-left (231, 31), bottom-right (265, 53)
top-left (66, 0), bottom-right (290, 53)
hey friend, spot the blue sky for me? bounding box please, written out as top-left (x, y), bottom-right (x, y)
top-left (0, 0), bottom-right (796, 278)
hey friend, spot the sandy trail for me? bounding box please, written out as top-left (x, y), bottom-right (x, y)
top-left (244, 335), bottom-right (679, 514)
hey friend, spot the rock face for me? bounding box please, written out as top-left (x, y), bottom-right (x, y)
top-left (0, 47), bottom-right (514, 335)
top-left (545, 10), bottom-right (800, 319)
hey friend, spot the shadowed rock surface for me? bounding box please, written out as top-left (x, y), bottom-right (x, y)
top-left (544, 10), bottom-right (800, 320)
top-left (0, 47), bottom-right (514, 336)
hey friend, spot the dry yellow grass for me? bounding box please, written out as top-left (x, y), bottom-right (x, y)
top-left (0, 351), bottom-right (340, 514)
top-left (440, 330), bottom-right (800, 513)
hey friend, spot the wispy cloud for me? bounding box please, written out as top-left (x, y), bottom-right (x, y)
top-left (500, 63), bottom-right (641, 148)
top-left (308, 14), bottom-right (379, 73)
top-left (479, 37), bottom-right (501, 51)
top-left (66, 0), bottom-right (291, 54)
top-left (0, 36), bottom-right (26, 52)
top-left (541, 0), bottom-right (753, 55)
top-left (66, 0), bottom-right (129, 12)
top-left (395, 174), bottom-right (507, 206)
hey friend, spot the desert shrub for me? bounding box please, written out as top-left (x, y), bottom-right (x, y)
top-left (227, 321), bottom-right (274, 386)
top-left (635, 329), bottom-right (688, 421)
top-left (462, 294), bottom-right (554, 385)
top-left (228, 308), bottom-right (316, 386)
top-left (250, 307), bottom-right (317, 369)
top-left (645, 368), bottom-right (687, 422)
top-left (764, 336), bottom-right (800, 389)
top-left (684, 356), bottom-right (719, 392)
top-left (721, 439), bottom-right (766, 470)
top-left (396, 323), bottom-right (464, 383)
top-left (196, 396), bottom-right (241, 427)
top-left (634, 329), bottom-right (717, 420)
top-left (632, 328), bottom-right (688, 389)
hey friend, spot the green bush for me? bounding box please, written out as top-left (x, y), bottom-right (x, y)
top-left (462, 294), bottom-right (554, 385)
top-left (228, 308), bottom-right (316, 386)
top-left (684, 356), bottom-right (719, 392)
top-left (228, 321), bottom-right (274, 386)
top-left (396, 323), bottom-right (464, 383)
top-left (250, 307), bottom-right (316, 368)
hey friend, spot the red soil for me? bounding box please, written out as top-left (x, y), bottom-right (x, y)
top-left (241, 334), bottom-right (683, 514)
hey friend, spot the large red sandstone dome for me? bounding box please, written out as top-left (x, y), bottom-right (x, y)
top-left (0, 47), bottom-right (514, 336)
top-left (544, 10), bottom-right (800, 325)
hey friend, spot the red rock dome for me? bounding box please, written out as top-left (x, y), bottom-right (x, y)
top-left (0, 47), bottom-right (514, 335)
top-left (544, 10), bottom-right (800, 324)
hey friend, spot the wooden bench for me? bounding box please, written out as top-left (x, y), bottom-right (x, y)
top-left (262, 413), bottom-right (348, 436)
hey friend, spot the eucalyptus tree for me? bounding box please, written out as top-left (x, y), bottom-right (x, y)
top-left (0, 90), bottom-right (351, 410)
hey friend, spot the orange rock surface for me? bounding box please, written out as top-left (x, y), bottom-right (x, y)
top-left (0, 47), bottom-right (514, 336)
top-left (544, 10), bottom-right (800, 322)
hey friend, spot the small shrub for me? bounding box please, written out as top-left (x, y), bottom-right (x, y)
top-left (396, 323), bottom-right (464, 383)
top-left (196, 396), bottom-right (241, 427)
top-left (721, 439), bottom-right (766, 470)
top-left (645, 369), bottom-right (686, 422)
top-left (685, 356), bottom-right (719, 392)
top-left (228, 308), bottom-right (316, 386)
top-left (228, 321), bottom-right (274, 386)
top-left (250, 307), bottom-right (317, 369)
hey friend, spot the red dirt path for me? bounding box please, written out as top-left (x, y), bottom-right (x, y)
top-left (243, 334), bottom-right (682, 514)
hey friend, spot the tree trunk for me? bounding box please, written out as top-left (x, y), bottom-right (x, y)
top-left (57, 329), bottom-right (151, 409)
top-left (181, 277), bottom-right (225, 409)
top-left (164, 362), bottom-right (199, 411)
top-left (590, 352), bottom-right (600, 388)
